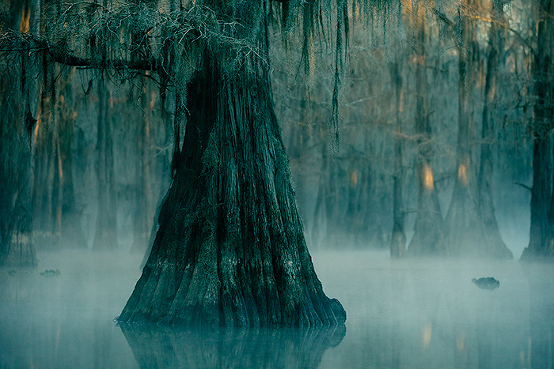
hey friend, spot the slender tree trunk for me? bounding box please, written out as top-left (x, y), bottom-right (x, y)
top-left (29, 0), bottom-right (64, 249)
top-left (407, 9), bottom-right (444, 256)
top-left (93, 77), bottom-right (118, 250)
top-left (32, 56), bottom-right (56, 243)
top-left (311, 147), bottom-right (326, 249)
top-left (31, 0), bottom-right (84, 249)
top-left (442, 1), bottom-right (494, 257)
top-left (131, 76), bottom-right (155, 253)
top-left (524, 138), bottom-right (552, 259)
top-left (312, 142), bottom-right (340, 248)
top-left (477, 0), bottom-right (512, 259)
top-left (521, 0), bottom-right (554, 260)
top-left (0, 0), bottom-right (37, 267)
top-left (56, 68), bottom-right (87, 248)
top-left (389, 61), bottom-right (405, 258)
top-left (345, 161), bottom-right (366, 247)
top-left (120, 4), bottom-right (345, 326)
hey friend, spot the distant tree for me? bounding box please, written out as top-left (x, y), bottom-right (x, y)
top-left (0, 0), bottom-right (37, 267)
top-left (92, 75), bottom-right (118, 250)
top-left (436, 0), bottom-right (512, 258)
top-left (521, 0), bottom-right (554, 260)
top-left (405, 1), bottom-right (445, 256)
top-left (477, 0), bottom-right (513, 258)
top-left (388, 2), bottom-right (406, 258)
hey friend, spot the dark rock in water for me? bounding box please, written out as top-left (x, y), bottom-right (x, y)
top-left (472, 277), bottom-right (500, 290)
top-left (40, 269), bottom-right (61, 277)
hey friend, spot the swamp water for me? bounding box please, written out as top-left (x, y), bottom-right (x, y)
top-left (1, 249), bottom-right (552, 368)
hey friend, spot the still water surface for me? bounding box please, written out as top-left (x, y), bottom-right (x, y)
top-left (0, 249), bottom-right (552, 368)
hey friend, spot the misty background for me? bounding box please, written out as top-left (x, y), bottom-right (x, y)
top-left (1, 0), bottom-right (553, 367)
top-left (4, 1), bottom-right (534, 257)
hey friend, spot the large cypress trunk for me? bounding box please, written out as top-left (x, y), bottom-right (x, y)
top-left (120, 5), bottom-right (345, 327)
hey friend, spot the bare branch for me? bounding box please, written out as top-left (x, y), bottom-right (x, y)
top-left (0, 31), bottom-right (159, 71)
top-left (514, 181), bottom-right (532, 192)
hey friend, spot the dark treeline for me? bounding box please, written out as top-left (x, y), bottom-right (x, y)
top-left (0, 0), bottom-right (552, 326)
top-left (0, 0), bottom-right (551, 265)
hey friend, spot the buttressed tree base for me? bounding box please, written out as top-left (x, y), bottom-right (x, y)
top-left (119, 1), bottom-right (347, 327)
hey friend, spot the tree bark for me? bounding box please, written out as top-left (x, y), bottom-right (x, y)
top-left (312, 142), bottom-right (341, 248)
top-left (441, 0), bottom-right (509, 258)
top-left (389, 61), bottom-right (406, 258)
top-left (477, 0), bottom-right (513, 259)
top-left (407, 8), bottom-right (444, 256)
top-left (0, 0), bottom-right (37, 267)
top-left (56, 67), bottom-right (87, 248)
top-left (131, 76), bottom-right (155, 254)
top-left (120, 3), bottom-right (345, 326)
top-left (521, 0), bottom-right (554, 260)
top-left (31, 54), bottom-right (57, 244)
top-left (92, 77), bottom-right (118, 250)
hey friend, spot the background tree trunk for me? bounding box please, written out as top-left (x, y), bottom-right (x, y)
top-left (0, 0), bottom-right (37, 267)
top-left (521, 0), bottom-right (554, 260)
top-left (312, 142), bottom-right (341, 248)
top-left (93, 77), bottom-right (118, 250)
top-left (477, 0), bottom-right (513, 259)
top-left (31, 55), bottom-right (56, 245)
top-left (56, 67), bottom-right (87, 249)
top-left (442, 0), bottom-right (492, 257)
top-left (131, 76), bottom-right (155, 254)
top-left (407, 6), bottom-right (444, 256)
top-left (389, 60), bottom-right (406, 258)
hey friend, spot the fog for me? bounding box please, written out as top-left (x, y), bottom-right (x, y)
top-left (2, 246), bottom-right (553, 368)
top-left (1, 0), bottom-right (553, 367)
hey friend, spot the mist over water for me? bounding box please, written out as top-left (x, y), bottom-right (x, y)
top-left (1, 246), bottom-right (553, 368)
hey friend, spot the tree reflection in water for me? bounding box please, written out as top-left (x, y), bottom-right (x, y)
top-left (524, 262), bottom-right (554, 369)
top-left (120, 324), bottom-right (346, 368)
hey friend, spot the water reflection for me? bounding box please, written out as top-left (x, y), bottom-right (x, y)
top-left (524, 262), bottom-right (554, 368)
top-left (3, 250), bottom-right (554, 368)
top-left (120, 324), bottom-right (346, 369)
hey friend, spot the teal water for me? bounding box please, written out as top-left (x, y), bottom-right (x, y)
top-left (0, 249), bottom-right (551, 368)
